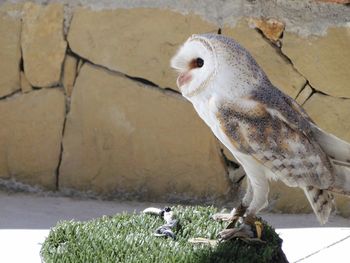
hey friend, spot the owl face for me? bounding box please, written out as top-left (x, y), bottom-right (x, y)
top-left (171, 34), bottom-right (266, 99)
top-left (171, 34), bottom-right (218, 98)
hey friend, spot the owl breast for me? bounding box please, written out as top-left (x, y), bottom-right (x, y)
top-left (190, 93), bottom-right (245, 160)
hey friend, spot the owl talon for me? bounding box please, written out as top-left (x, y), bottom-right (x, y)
top-left (217, 215), bottom-right (264, 243)
top-left (217, 222), bottom-right (254, 241)
top-left (225, 215), bottom-right (242, 229)
top-left (212, 203), bottom-right (247, 222)
top-left (211, 212), bottom-right (233, 222)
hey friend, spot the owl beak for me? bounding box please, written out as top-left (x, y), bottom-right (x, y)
top-left (177, 71), bottom-right (192, 88)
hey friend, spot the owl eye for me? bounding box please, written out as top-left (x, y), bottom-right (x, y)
top-left (195, 57), bottom-right (204, 68)
top-left (190, 57), bottom-right (204, 69)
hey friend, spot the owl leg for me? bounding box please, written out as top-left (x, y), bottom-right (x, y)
top-left (245, 174), bottom-right (269, 216)
top-left (212, 177), bottom-right (252, 222)
top-left (218, 173), bottom-right (269, 242)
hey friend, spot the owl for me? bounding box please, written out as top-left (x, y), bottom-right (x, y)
top-left (171, 33), bottom-right (350, 241)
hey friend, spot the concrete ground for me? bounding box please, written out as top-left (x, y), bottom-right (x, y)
top-left (0, 191), bottom-right (349, 263)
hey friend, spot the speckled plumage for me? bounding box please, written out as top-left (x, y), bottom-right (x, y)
top-left (171, 33), bottom-right (350, 225)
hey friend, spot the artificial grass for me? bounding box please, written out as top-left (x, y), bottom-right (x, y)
top-left (41, 206), bottom-right (288, 263)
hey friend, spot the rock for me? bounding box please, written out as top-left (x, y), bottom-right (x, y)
top-left (295, 84), bottom-right (313, 105)
top-left (59, 63), bottom-right (231, 200)
top-left (77, 59), bottom-right (84, 74)
top-left (0, 89), bottom-right (66, 189)
top-left (21, 2), bottom-right (67, 87)
top-left (220, 143), bottom-right (239, 164)
top-left (303, 93), bottom-right (350, 142)
top-left (20, 71), bottom-right (32, 93)
top-left (63, 55), bottom-right (78, 97)
top-left (282, 27), bottom-right (350, 98)
top-left (334, 193), bottom-right (350, 218)
top-left (269, 181), bottom-right (312, 213)
top-left (67, 8), bottom-right (216, 90)
top-left (224, 20), bottom-right (306, 98)
top-left (249, 18), bottom-right (285, 42)
top-left (0, 6), bottom-right (21, 97)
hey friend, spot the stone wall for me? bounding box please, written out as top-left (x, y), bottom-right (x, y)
top-left (0, 0), bottom-right (349, 215)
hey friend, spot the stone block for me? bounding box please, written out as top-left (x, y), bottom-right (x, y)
top-left (249, 18), bottom-right (285, 42)
top-left (304, 93), bottom-right (350, 142)
top-left (21, 2), bottom-right (67, 87)
top-left (20, 71), bottom-right (32, 93)
top-left (295, 85), bottom-right (313, 105)
top-left (0, 6), bottom-right (21, 97)
top-left (67, 8), bottom-right (216, 90)
top-left (0, 89), bottom-right (66, 189)
top-left (63, 55), bottom-right (78, 97)
top-left (59, 63), bottom-right (231, 200)
top-left (282, 27), bottom-right (350, 98)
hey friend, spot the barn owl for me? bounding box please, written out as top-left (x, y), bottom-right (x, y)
top-left (171, 33), bottom-right (350, 240)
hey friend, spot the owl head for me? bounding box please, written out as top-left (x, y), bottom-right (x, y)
top-left (171, 34), bottom-right (266, 99)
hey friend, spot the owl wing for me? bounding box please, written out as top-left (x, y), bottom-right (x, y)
top-left (217, 98), bottom-right (335, 189)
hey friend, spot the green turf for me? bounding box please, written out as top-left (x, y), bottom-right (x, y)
top-left (41, 206), bottom-right (288, 263)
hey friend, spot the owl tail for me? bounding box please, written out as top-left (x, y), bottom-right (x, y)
top-left (310, 123), bottom-right (350, 195)
top-left (303, 187), bottom-right (334, 225)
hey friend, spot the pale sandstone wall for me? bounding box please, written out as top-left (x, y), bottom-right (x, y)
top-left (0, 0), bottom-right (349, 215)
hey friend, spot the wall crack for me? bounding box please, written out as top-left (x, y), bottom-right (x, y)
top-left (55, 99), bottom-right (68, 191)
top-left (69, 50), bottom-right (184, 99)
top-left (253, 27), bottom-right (350, 101)
top-left (0, 90), bottom-right (21, 101)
